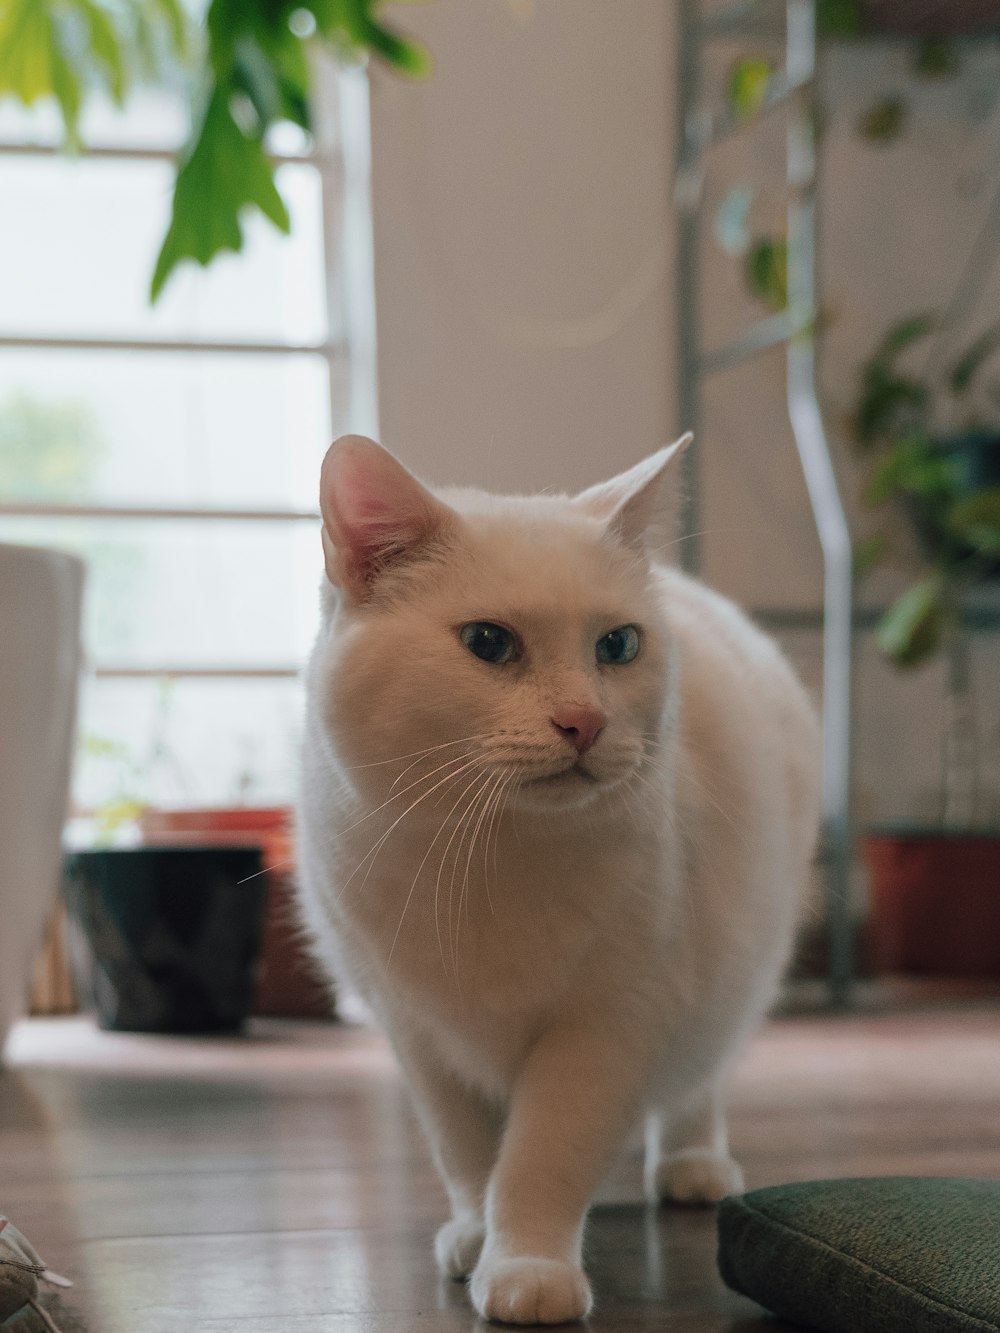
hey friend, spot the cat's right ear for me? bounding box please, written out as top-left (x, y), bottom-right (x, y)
top-left (574, 433), bottom-right (693, 550)
top-left (319, 436), bottom-right (454, 600)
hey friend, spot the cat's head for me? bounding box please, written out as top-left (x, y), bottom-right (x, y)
top-left (312, 434), bottom-right (690, 817)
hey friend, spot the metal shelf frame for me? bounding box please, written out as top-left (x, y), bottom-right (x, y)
top-left (674, 0), bottom-right (855, 1006)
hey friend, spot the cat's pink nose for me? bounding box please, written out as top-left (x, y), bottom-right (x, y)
top-left (551, 705), bottom-right (606, 756)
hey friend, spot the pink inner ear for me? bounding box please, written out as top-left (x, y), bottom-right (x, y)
top-left (329, 452), bottom-right (417, 545)
top-left (320, 436), bottom-right (446, 591)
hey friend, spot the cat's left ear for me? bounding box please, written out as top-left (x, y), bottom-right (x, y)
top-left (574, 433), bottom-right (693, 549)
top-left (319, 435), bottom-right (455, 600)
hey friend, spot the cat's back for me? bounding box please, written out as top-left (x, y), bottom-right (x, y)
top-left (653, 562), bottom-right (820, 848)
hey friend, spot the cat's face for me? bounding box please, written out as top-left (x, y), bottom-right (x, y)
top-left (313, 437), bottom-right (688, 818)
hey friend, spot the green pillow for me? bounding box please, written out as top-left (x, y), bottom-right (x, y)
top-left (718, 1177), bottom-right (1000, 1333)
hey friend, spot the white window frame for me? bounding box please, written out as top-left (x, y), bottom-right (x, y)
top-left (0, 66), bottom-right (375, 685)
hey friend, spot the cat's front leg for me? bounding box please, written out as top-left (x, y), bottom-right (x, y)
top-left (470, 1022), bottom-right (649, 1325)
top-left (389, 1027), bottom-right (504, 1279)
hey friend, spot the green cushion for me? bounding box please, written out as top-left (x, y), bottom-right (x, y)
top-left (718, 1177), bottom-right (1000, 1333)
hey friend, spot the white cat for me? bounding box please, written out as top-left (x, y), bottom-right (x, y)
top-left (296, 434), bottom-right (820, 1325)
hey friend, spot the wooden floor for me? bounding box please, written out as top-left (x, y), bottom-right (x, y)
top-left (3, 997), bottom-right (999, 1332)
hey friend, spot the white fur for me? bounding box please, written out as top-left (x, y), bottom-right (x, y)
top-left (296, 436), bottom-right (820, 1325)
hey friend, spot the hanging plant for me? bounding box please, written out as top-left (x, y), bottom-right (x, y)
top-left (744, 237), bottom-right (788, 313)
top-left (0, 0), bottom-right (429, 300)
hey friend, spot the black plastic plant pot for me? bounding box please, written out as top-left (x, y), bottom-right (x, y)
top-left (64, 846), bottom-right (266, 1034)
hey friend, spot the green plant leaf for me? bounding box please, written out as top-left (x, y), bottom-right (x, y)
top-left (852, 315), bottom-right (936, 446)
top-left (961, 525), bottom-right (1000, 556)
top-left (232, 32), bottom-right (310, 131)
top-left (151, 87), bottom-right (291, 300)
top-left (858, 95), bottom-right (906, 143)
top-left (947, 487), bottom-right (1000, 554)
top-left (0, 0), bottom-right (191, 141)
top-left (150, 0), bottom-right (192, 61)
top-left (745, 237), bottom-right (787, 312)
top-left (76, 0), bottom-right (127, 104)
top-left (816, 0), bottom-right (862, 37)
top-left (853, 372), bottom-right (928, 447)
top-left (950, 324), bottom-right (1000, 394)
top-left (864, 436), bottom-right (955, 506)
top-left (310, 0), bottom-right (431, 75)
top-left (853, 532), bottom-right (887, 580)
top-left (950, 487), bottom-right (1000, 528)
top-left (129, 0), bottom-right (196, 83)
top-left (913, 38), bottom-right (959, 79)
top-left (877, 577), bottom-right (949, 667)
top-left (727, 57), bottom-right (772, 123)
top-left (92, 797), bottom-right (147, 844)
top-left (872, 313), bottom-right (936, 366)
top-left (147, 0), bottom-right (429, 298)
top-left (80, 730), bottom-right (132, 760)
top-left (0, 0), bottom-right (84, 139)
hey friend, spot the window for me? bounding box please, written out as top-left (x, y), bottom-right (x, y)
top-left (0, 69), bottom-right (376, 820)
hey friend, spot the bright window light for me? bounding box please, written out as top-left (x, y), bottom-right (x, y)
top-left (0, 74), bottom-right (376, 819)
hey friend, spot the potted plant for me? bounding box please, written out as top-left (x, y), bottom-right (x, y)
top-left (63, 711), bottom-right (297, 1033)
top-left (852, 312), bottom-right (1000, 976)
top-left (139, 805), bottom-right (335, 1020)
top-left (64, 842), bottom-right (267, 1033)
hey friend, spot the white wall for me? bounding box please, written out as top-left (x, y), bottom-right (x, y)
top-left (368, 0), bottom-right (676, 496)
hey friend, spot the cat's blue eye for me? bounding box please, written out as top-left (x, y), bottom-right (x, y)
top-left (596, 625), bottom-right (640, 665)
top-left (459, 622), bottom-right (519, 665)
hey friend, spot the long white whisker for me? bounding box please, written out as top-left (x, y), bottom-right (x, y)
top-left (336, 754), bottom-right (489, 904)
top-left (432, 765), bottom-right (500, 972)
top-left (448, 770), bottom-right (497, 973)
top-left (343, 733), bottom-right (486, 773)
top-left (389, 737), bottom-right (486, 793)
top-left (360, 762), bottom-right (494, 913)
top-left (338, 748), bottom-right (481, 837)
top-left (481, 769), bottom-right (513, 917)
top-left (387, 761), bottom-right (493, 970)
top-left (459, 769), bottom-right (504, 936)
top-left (646, 525), bottom-right (747, 557)
top-left (435, 768), bottom-right (494, 973)
top-left (495, 772), bottom-right (520, 882)
top-left (645, 750), bottom-right (746, 842)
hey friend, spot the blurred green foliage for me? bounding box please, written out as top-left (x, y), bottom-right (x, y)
top-left (726, 56), bottom-right (773, 123)
top-left (857, 94), bottom-right (906, 142)
top-left (744, 237), bottom-right (788, 312)
top-left (0, 390), bottom-right (142, 656)
top-left (0, 391), bottom-right (106, 496)
top-left (0, 0), bottom-right (428, 299)
top-left (852, 316), bottom-right (1000, 667)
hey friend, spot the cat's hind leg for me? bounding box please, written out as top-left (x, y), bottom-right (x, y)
top-left (645, 1084), bottom-right (744, 1205)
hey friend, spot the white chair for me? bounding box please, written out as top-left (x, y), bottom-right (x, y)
top-left (0, 543), bottom-right (84, 1058)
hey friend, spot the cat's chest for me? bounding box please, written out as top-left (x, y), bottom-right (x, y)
top-left (341, 819), bottom-right (631, 1018)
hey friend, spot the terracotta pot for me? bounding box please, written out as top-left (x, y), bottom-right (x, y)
top-left (139, 808), bottom-right (335, 1020)
top-left (863, 830), bottom-right (1000, 976)
top-left (860, 1), bottom-right (1000, 33)
top-left (140, 805), bottom-right (289, 844)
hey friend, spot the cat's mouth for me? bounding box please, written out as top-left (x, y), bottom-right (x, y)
top-left (529, 763), bottom-right (599, 787)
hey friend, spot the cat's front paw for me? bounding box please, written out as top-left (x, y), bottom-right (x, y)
top-left (649, 1147), bottom-right (745, 1205)
top-left (470, 1254), bottom-right (593, 1325)
top-left (434, 1214), bottom-right (485, 1279)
